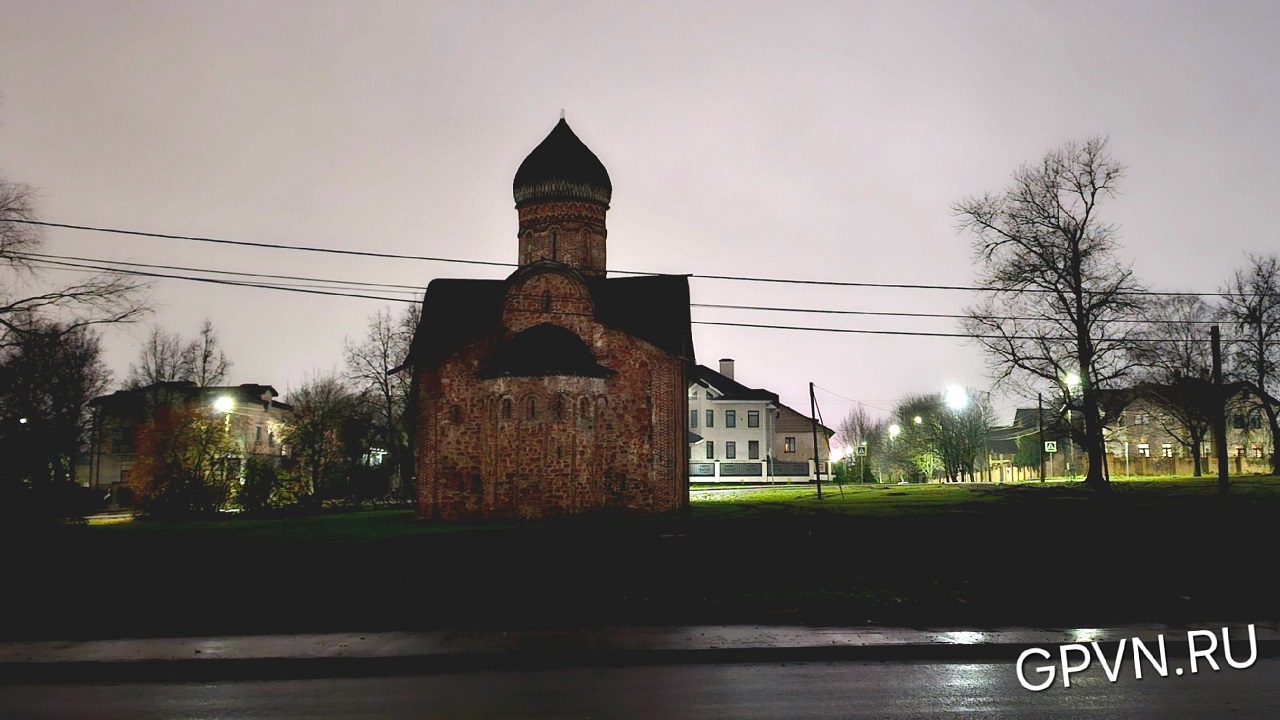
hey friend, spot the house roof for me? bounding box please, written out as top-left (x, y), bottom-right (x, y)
top-left (693, 364), bottom-right (779, 403)
top-left (90, 382), bottom-right (292, 412)
top-left (405, 271), bottom-right (695, 368)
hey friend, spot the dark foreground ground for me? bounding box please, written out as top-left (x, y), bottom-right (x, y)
top-left (5, 478), bottom-right (1278, 639)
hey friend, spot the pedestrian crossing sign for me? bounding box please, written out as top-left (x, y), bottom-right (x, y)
top-left (1044, 441), bottom-right (1058, 453)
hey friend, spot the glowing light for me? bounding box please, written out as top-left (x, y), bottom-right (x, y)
top-left (889, 424), bottom-right (901, 439)
top-left (213, 397), bottom-right (234, 413)
top-left (945, 385), bottom-right (969, 411)
top-left (913, 415), bottom-right (923, 425)
top-left (18, 418), bottom-right (28, 424)
top-left (1065, 372), bottom-right (1081, 389)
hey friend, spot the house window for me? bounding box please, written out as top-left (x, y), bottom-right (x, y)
top-left (725, 441), bottom-right (736, 459)
top-left (1252, 445), bottom-right (1264, 459)
top-left (1235, 445), bottom-right (1246, 457)
top-left (1250, 415), bottom-right (1263, 429)
top-left (706, 441), bottom-right (714, 460)
top-left (748, 411), bottom-right (759, 428)
top-left (784, 436), bottom-right (796, 453)
top-left (1161, 443), bottom-right (1173, 458)
top-left (1135, 413), bottom-right (1149, 425)
top-left (690, 389), bottom-right (698, 399)
top-left (705, 410), bottom-right (714, 428)
top-left (1232, 414), bottom-right (1246, 430)
top-left (690, 410), bottom-right (698, 429)
top-left (1137, 443), bottom-right (1150, 458)
top-left (748, 440), bottom-right (759, 460)
top-left (527, 397), bottom-right (537, 420)
top-left (726, 410), bottom-right (736, 428)
top-left (255, 425), bottom-right (263, 443)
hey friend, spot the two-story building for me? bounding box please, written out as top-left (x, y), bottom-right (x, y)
top-left (86, 381), bottom-right (292, 505)
top-left (687, 359), bottom-right (832, 482)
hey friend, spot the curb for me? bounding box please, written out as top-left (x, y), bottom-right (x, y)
top-left (5, 638), bottom-right (1280, 685)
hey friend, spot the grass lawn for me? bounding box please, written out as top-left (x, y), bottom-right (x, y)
top-left (8, 475), bottom-right (1279, 639)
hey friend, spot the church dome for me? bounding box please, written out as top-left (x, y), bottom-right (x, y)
top-left (513, 118), bottom-right (612, 208)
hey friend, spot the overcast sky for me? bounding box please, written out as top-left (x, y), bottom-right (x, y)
top-left (3, 0), bottom-right (1278, 428)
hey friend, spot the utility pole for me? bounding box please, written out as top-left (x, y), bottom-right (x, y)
top-left (1212, 325), bottom-right (1230, 497)
top-left (810, 382), bottom-right (823, 499)
top-left (1038, 393), bottom-right (1046, 482)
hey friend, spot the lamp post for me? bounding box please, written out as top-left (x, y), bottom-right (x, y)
top-left (888, 423), bottom-right (901, 483)
top-left (1064, 372), bottom-right (1081, 479)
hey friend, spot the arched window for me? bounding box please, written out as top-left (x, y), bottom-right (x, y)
top-left (556, 395), bottom-right (565, 421)
top-left (449, 405), bottom-right (461, 423)
top-left (501, 398), bottom-right (513, 420)
top-left (527, 396), bottom-right (538, 420)
top-left (543, 290), bottom-right (551, 313)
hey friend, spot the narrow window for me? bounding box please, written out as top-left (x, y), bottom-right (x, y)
top-left (528, 397), bottom-right (537, 420)
top-left (255, 425), bottom-right (263, 443)
top-left (747, 411), bottom-right (759, 428)
top-left (784, 437), bottom-right (796, 453)
top-left (1161, 443), bottom-right (1173, 458)
top-left (450, 405), bottom-right (461, 423)
top-left (689, 409), bottom-right (698, 429)
top-left (706, 441), bottom-right (714, 460)
top-left (705, 410), bottom-right (714, 428)
top-left (726, 410), bottom-right (736, 428)
top-left (748, 440), bottom-right (759, 460)
top-left (502, 398), bottom-right (513, 419)
top-left (542, 290), bottom-right (551, 313)
top-left (1138, 443), bottom-right (1150, 458)
top-left (725, 441), bottom-right (736, 459)
top-left (556, 396), bottom-right (564, 421)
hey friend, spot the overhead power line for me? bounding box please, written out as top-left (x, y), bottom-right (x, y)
top-left (25, 252), bottom-right (1273, 344)
top-left (9, 218), bottom-right (1255, 298)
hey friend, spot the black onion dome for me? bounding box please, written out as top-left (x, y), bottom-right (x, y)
top-left (513, 119), bottom-right (612, 208)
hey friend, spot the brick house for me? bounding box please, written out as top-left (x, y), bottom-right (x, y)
top-left (404, 119), bottom-right (695, 520)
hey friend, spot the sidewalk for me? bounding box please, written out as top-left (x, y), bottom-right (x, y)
top-left (3, 623), bottom-right (1277, 684)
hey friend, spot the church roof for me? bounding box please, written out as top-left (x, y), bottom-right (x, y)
top-left (405, 273), bottom-right (694, 368)
top-left (480, 322), bottom-right (615, 378)
top-left (513, 118), bottom-right (612, 208)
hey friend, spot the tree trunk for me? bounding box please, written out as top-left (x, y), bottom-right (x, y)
top-left (1191, 429), bottom-right (1204, 477)
top-left (1081, 391), bottom-right (1109, 491)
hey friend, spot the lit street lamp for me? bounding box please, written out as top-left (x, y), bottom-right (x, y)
top-left (945, 385), bottom-right (969, 412)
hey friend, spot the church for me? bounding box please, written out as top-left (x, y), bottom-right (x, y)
top-left (404, 118), bottom-right (696, 520)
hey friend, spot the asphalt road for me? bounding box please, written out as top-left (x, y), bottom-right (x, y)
top-left (3, 658), bottom-right (1277, 719)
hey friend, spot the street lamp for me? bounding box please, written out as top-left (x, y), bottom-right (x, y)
top-left (213, 396), bottom-right (234, 413)
top-left (888, 423), bottom-right (901, 483)
top-left (1063, 372), bottom-right (1081, 478)
top-left (945, 385), bottom-right (969, 412)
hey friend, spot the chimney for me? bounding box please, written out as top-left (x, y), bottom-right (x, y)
top-left (719, 358), bottom-right (735, 380)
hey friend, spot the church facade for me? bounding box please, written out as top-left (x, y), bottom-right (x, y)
top-left (405, 119), bottom-right (695, 520)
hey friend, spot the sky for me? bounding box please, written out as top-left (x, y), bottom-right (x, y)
top-left (3, 0), bottom-right (1279, 430)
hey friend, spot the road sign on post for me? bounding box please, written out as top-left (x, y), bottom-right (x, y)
top-left (855, 445), bottom-right (867, 456)
top-left (1044, 441), bottom-right (1058, 454)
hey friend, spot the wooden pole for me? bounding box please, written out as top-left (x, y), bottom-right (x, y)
top-left (1038, 393), bottom-right (1046, 482)
top-left (810, 382), bottom-right (823, 499)
top-left (1212, 325), bottom-right (1229, 497)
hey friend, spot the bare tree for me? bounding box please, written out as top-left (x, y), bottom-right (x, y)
top-left (957, 136), bottom-right (1145, 492)
top-left (126, 326), bottom-right (195, 388)
top-left (1130, 295), bottom-right (1216, 476)
top-left (190, 318), bottom-right (232, 387)
top-left (125, 319), bottom-right (232, 389)
top-left (1219, 254), bottom-right (1280, 474)
top-left (284, 373), bottom-right (358, 504)
top-left (2, 177), bottom-right (146, 346)
top-left (344, 305), bottom-right (417, 496)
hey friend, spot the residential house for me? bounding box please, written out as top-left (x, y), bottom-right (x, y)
top-left (87, 381), bottom-right (292, 505)
top-left (688, 359), bottom-right (832, 482)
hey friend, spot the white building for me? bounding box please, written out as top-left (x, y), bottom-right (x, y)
top-left (688, 359), bottom-right (832, 482)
